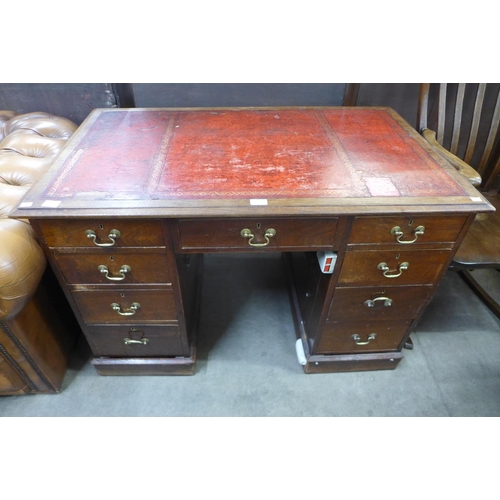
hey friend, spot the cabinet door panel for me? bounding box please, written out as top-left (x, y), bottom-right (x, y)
top-left (0, 353), bottom-right (30, 394)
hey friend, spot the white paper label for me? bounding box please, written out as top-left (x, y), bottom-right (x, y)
top-left (41, 200), bottom-right (62, 208)
top-left (250, 199), bottom-right (268, 206)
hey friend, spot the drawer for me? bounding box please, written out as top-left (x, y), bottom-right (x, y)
top-left (315, 321), bottom-right (411, 354)
top-left (176, 217), bottom-right (339, 251)
top-left (328, 285), bottom-right (434, 322)
top-left (71, 289), bottom-right (177, 324)
top-left (338, 248), bottom-right (452, 286)
top-left (348, 215), bottom-right (467, 245)
top-left (84, 325), bottom-right (184, 357)
top-left (54, 252), bottom-right (171, 285)
top-left (39, 219), bottom-right (165, 248)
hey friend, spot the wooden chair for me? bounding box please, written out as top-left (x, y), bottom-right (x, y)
top-left (417, 83), bottom-right (500, 318)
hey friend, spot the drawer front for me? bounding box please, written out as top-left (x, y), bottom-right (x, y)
top-left (39, 219), bottom-right (165, 248)
top-left (177, 218), bottom-right (339, 251)
top-left (338, 248), bottom-right (452, 286)
top-left (316, 321), bottom-right (411, 354)
top-left (84, 325), bottom-right (184, 357)
top-left (54, 252), bottom-right (171, 285)
top-left (328, 285), bottom-right (434, 322)
top-left (71, 289), bottom-right (177, 324)
top-left (349, 215), bottom-right (467, 245)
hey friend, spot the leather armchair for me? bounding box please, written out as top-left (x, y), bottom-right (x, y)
top-left (0, 111), bottom-right (79, 395)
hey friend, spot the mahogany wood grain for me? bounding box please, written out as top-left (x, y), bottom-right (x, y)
top-left (452, 194), bottom-right (500, 267)
top-left (91, 354), bottom-right (196, 376)
top-left (328, 285), bottom-right (434, 322)
top-left (0, 268), bottom-right (79, 394)
top-left (303, 351), bottom-right (403, 373)
top-left (316, 320), bottom-right (411, 354)
top-left (0, 353), bottom-right (30, 393)
top-left (54, 252), bottom-right (171, 285)
top-left (338, 248), bottom-right (453, 286)
top-left (39, 219), bottom-right (166, 248)
top-left (176, 217), bottom-right (340, 251)
top-left (84, 325), bottom-right (184, 357)
top-left (9, 107), bottom-right (496, 375)
top-left (348, 215), bottom-right (467, 245)
top-left (71, 289), bottom-right (177, 324)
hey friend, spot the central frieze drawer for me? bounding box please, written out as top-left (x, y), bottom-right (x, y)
top-left (85, 325), bottom-right (184, 357)
top-left (71, 289), bottom-right (177, 324)
top-left (54, 252), bottom-right (171, 285)
top-left (316, 321), bottom-right (411, 354)
top-left (176, 218), bottom-right (339, 251)
top-left (328, 285), bottom-right (434, 322)
top-left (348, 215), bottom-right (467, 245)
top-left (338, 248), bottom-right (452, 286)
top-left (39, 219), bottom-right (165, 248)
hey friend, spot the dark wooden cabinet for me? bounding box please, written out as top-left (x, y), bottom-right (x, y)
top-left (11, 107), bottom-right (494, 375)
top-left (0, 269), bottom-right (78, 394)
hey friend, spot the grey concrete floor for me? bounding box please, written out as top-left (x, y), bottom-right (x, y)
top-left (1, 253), bottom-right (499, 417)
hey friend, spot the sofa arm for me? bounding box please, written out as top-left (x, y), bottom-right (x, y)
top-left (0, 111), bottom-right (77, 320)
top-left (0, 218), bottom-right (46, 319)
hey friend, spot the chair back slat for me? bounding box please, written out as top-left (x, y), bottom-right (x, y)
top-left (478, 91), bottom-right (500, 173)
top-left (464, 83), bottom-right (487, 164)
top-left (450, 83), bottom-right (466, 155)
top-left (417, 83), bottom-right (430, 132)
top-left (483, 153), bottom-right (500, 192)
top-left (436, 84), bottom-right (447, 144)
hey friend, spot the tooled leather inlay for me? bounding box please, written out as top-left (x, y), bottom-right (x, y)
top-left (44, 108), bottom-right (467, 201)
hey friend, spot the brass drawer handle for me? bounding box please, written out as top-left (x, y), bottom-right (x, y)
top-left (391, 225), bottom-right (425, 244)
top-left (110, 302), bottom-right (141, 316)
top-left (98, 264), bottom-right (131, 281)
top-left (365, 297), bottom-right (393, 307)
top-left (85, 229), bottom-right (121, 247)
top-left (124, 337), bottom-right (149, 345)
top-left (378, 262), bottom-right (409, 278)
top-left (240, 228), bottom-right (276, 247)
top-left (352, 333), bottom-right (377, 345)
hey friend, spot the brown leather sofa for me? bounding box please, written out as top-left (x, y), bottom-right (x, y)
top-left (0, 111), bottom-right (80, 395)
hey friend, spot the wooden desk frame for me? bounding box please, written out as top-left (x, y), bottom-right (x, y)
top-left (12, 107), bottom-right (494, 375)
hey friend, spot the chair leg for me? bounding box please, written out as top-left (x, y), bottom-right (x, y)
top-left (459, 270), bottom-right (500, 319)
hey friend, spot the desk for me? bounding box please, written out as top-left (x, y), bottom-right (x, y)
top-left (12, 107), bottom-right (494, 375)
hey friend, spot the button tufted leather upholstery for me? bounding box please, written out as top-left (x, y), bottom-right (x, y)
top-left (0, 111), bottom-right (77, 320)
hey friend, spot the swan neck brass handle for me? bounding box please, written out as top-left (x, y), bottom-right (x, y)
top-left (98, 264), bottom-right (131, 281)
top-left (352, 333), bottom-right (377, 345)
top-left (365, 297), bottom-right (393, 307)
top-left (111, 302), bottom-right (140, 316)
top-left (391, 225), bottom-right (425, 244)
top-left (124, 337), bottom-right (149, 345)
top-left (240, 228), bottom-right (276, 247)
top-left (378, 262), bottom-right (409, 278)
top-left (85, 229), bottom-right (121, 247)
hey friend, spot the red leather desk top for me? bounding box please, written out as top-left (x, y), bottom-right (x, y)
top-left (14, 107), bottom-right (492, 217)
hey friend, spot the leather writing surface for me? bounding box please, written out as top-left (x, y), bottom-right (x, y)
top-left (43, 108), bottom-right (467, 203)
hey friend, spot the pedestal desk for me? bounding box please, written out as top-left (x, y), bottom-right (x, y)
top-left (11, 107), bottom-right (494, 375)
